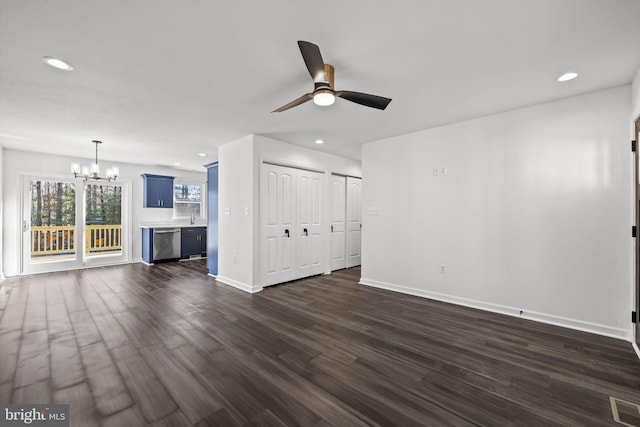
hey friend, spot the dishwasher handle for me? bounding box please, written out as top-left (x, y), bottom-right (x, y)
top-left (153, 228), bottom-right (181, 234)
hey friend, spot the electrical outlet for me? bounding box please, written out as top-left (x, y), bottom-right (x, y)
top-left (440, 166), bottom-right (447, 175)
top-left (440, 264), bottom-right (446, 273)
top-left (433, 167), bottom-right (439, 176)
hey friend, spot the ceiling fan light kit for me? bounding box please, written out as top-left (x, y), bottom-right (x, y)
top-left (273, 41), bottom-right (391, 112)
top-left (313, 89), bottom-right (335, 106)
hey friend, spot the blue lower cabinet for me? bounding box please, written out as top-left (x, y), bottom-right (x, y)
top-left (181, 227), bottom-right (206, 258)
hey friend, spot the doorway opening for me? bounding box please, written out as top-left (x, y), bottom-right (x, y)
top-left (330, 174), bottom-right (362, 271)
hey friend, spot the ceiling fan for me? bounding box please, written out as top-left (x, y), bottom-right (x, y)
top-left (272, 41), bottom-right (392, 113)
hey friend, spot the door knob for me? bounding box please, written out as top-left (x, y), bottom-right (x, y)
top-left (284, 229), bottom-right (290, 238)
top-left (303, 228), bottom-right (308, 236)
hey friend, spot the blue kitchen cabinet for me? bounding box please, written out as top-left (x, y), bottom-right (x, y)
top-left (142, 228), bottom-right (154, 264)
top-left (141, 174), bottom-right (174, 208)
top-left (181, 227), bottom-right (206, 258)
top-left (205, 162), bottom-right (218, 275)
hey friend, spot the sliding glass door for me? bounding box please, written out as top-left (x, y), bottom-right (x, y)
top-left (22, 176), bottom-right (129, 274)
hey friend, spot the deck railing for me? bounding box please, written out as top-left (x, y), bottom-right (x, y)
top-left (85, 225), bottom-right (122, 253)
top-left (31, 225), bottom-right (76, 256)
top-left (31, 225), bottom-right (122, 257)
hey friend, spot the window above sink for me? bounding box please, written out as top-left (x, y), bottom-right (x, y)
top-left (173, 182), bottom-right (206, 220)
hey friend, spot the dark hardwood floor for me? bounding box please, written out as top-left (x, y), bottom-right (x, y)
top-left (1, 261), bottom-right (639, 426)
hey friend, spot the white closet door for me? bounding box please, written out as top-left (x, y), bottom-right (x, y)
top-left (297, 169), bottom-right (324, 277)
top-left (346, 176), bottom-right (362, 268)
top-left (330, 175), bottom-right (346, 271)
top-left (261, 164), bottom-right (297, 286)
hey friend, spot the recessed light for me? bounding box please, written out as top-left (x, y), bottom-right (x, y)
top-left (174, 162), bottom-right (181, 166)
top-left (557, 72), bottom-right (578, 82)
top-left (197, 153), bottom-right (207, 157)
top-left (315, 139), bottom-right (324, 144)
top-left (42, 56), bottom-right (73, 71)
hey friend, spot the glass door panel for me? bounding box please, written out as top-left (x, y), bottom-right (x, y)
top-left (83, 182), bottom-right (129, 266)
top-left (84, 183), bottom-right (122, 257)
top-left (22, 177), bottom-right (82, 273)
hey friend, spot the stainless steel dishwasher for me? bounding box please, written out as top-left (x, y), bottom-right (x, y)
top-left (153, 228), bottom-right (181, 261)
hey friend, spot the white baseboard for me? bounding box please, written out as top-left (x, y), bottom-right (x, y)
top-left (216, 275), bottom-right (263, 293)
top-left (633, 342), bottom-right (640, 361)
top-left (359, 277), bottom-right (629, 341)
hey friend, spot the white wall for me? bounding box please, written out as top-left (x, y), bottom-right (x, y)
top-left (216, 135), bottom-right (255, 290)
top-left (3, 148), bottom-right (206, 276)
top-left (361, 85), bottom-right (632, 340)
top-left (632, 67), bottom-right (640, 123)
top-left (216, 134), bottom-right (361, 292)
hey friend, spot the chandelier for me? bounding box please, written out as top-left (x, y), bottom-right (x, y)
top-left (71, 140), bottom-right (119, 181)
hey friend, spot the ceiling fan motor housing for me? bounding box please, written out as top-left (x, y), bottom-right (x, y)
top-left (324, 64), bottom-right (334, 88)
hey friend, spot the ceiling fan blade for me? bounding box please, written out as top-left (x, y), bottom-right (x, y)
top-left (272, 93), bottom-right (314, 112)
top-left (335, 90), bottom-right (392, 110)
top-left (298, 41), bottom-right (327, 84)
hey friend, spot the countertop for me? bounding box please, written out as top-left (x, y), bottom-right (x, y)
top-left (140, 221), bottom-right (207, 229)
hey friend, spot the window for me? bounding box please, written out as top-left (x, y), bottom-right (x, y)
top-left (174, 183), bottom-right (205, 219)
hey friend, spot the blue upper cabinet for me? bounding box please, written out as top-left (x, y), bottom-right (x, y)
top-left (141, 174), bottom-right (174, 208)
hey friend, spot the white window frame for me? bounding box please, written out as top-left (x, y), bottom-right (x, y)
top-left (173, 182), bottom-right (206, 220)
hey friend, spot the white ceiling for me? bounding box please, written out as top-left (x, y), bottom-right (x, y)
top-left (1, 0), bottom-right (639, 171)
